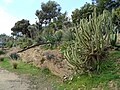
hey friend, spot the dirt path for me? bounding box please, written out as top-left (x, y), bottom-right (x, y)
top-left (0, 68), bottom-right (29, 90)
top-left (0, 67), bottom-right (60, 90)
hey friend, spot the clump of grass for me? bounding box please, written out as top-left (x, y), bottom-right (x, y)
top-left (0, 55), bottom-right (5, 61)
top-left (11, 60), bottom-right (18, 69)
top-left (9, 53), bottom-right (20, 60)
top-left (41, 67), bottom-right (51, 74)
top-left (0, 58), bottom-right (41, 75)
top-left (0, 57), bottom-right (4, 61)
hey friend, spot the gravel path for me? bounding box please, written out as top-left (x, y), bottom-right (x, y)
top-left (0, 68), bottom-right (29, 90)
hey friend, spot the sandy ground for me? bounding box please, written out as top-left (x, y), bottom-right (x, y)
top-left (0, 68), bottom-right (29, 90)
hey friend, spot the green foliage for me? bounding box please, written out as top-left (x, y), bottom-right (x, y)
top-left (35, 1), bottom-right (61, 27)
top-left (72, 3), bottom-right (95, 24)
top-left (0, 34), bottom-right (14, 48)
top-left (0, 50), bottom-right (5, 55)
top-left (64, 9), bottom-right (113, 73)
top-left (57, 51), bottom-right (120, 90)
top-left (113, 6), bottom-right (120, 31)
top-left (9, 53), bottom-right (20, 60)
top-left (49, 12), bottom-right (71, 30)
top-left (114, 6), bottom-right (120, 18)
top-left (0, 57), bottom-right (54, 76)
top-left (94, 0), bottom-right (120, 12)
top-left (41, 28), bottom-right (55, 42)
top-left (27, 24), bottom-right (41, 40)
top-left (71, 9), bottom-right (80, 24)
top-left (11, 60), bottom-right (18, 69)
top-left (41, 67), bottom-right (51, 74)
top-left (110, 33), bottom-right (117, 46)
top-left (11, 19), bottom-right (31, 37)
top-left (0, 58), bottom-right (40, 75)
top-left (62, 29), bottom-right (75, 41)
top-left (0, 57), bottom-right (4, 61)
top-left (16, 36), bottom-right (34, 49)
top-left (5, 40), bottom-right (14, 48)
top-left (53, 30), bottom-right (63, 41)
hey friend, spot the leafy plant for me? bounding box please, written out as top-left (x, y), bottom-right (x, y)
top-left (0, 50), bottom-right (5, 55)
top-left (9, 53), bottom-right (20, 60)
top-left (62, 28), bottom-right (75, 41)
top-left (0, 57), bottom-right (4, 61)
top-left (41, 67), bottom-right (51, 74)
top-left (43, 51), bottom-right (55, 60)
top-left (53, 30), bottom-right (63, 41)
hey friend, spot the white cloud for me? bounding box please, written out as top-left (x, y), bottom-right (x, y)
top-left (0, 7), bottom-right (19, 35)
top-left (3, 0), bottom-right (13, 4)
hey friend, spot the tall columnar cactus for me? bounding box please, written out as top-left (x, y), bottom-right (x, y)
top-left (64, 9), bottom-right (113, 73)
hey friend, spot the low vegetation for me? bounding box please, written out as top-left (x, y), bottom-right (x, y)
top-left (0, 58), bottom-right (41, 75)
top-left (0, 50), bottom-right (5, 55)
top-left (0, 51), bottom-right (119, 89)
top-left (0, 0), bottom-right (120, 89)
top-left (57, 51), bottom-right (120, 90)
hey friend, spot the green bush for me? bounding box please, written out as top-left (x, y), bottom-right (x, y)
top-left (41, 67), bottom-right (51, 74)
top-left (62, 29), bottom-right (75, 41)
top-left (9, 53), bottom-right (20, 60)
top-left (0, 57), bottom-right (4, 61)
top-left (53, 30), bottom-right (63, 41)
top-left (0, 50), bottom-right (5, 55)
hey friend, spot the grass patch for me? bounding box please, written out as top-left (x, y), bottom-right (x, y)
top-left (0, 58), bottom-right (58, 77)
top-left (41, 67), bottom-right (51, 74)
top-left (0, 58), bottom-right (42, 75)
top-left (56, 51), bottom-right (120, 90)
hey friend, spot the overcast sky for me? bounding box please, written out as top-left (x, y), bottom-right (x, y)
top-left (0, 0), bottom-right (91, 35)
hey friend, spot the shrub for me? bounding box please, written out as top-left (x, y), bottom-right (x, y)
top-left (0, 50), bottom-right (5, 55)
top-left (0, 57), bottom-right (4, 61)
top-left (62, 28), bottom-right (75, 41)
top-left (43, 51), bottom-right (55, 60)
top-left (41, 67), bottom-right (51, 74)
top-left (9, 53), bottom-right (20, 60)
top-left (54, 30), bottom-right (63, 41)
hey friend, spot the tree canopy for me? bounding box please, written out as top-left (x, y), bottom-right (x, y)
top-left (72, 3), bottom-right (95, 24)
top-left (94, 0), bottom-right (120, 12)
top-left (35, 0), bottom-right (61, 28)
top-left (11, 19), bottom-right (31, 37)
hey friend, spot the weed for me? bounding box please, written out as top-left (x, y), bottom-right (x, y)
top-left (0, 56), bottom-right (4, 61)
top-left (41, 67), bottom-right (51, 74)
top-left (9, 53), bottom-right (20, 60)
top-left (11, 60), bottom-right (18, 69)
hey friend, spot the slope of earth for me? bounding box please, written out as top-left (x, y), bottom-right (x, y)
top-left (17, 46), bottom-right (73, 78)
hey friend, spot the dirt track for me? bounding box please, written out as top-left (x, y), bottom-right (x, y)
top-left (0, 67), bottom-right (59, 90)
top-left (0, 68), bottom-right (29, 90)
